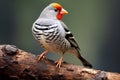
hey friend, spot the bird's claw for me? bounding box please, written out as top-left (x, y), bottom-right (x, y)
top-left (55, 58), bottom-right (63, 68)
top-left (36, 55), bottom-right (47, 61)
top-left (36, 50), bottom-right (48, 61)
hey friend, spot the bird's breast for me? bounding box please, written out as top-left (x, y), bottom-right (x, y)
top-left (38, 30), bottom-right (70, 53)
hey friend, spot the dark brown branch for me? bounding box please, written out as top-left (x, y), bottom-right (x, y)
top-left (0, 44), bottom-right (120, 80)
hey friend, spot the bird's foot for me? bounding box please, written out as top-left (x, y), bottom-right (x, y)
top-left (55, 58), bottom-right (63, 68)
top-left (36, 55), bottom-right (46, 61)
top-left (36, 50), bottom-right (48, 61)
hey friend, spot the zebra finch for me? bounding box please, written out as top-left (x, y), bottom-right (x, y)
top-left (32, 3), bottom-right (92, 68)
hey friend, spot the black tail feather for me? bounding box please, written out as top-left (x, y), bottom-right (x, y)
top-left (78, 55), bottom-right (92, 68)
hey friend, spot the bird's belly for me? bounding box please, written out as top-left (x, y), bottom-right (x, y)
top-left (39, 35), bottom-right (70, 53)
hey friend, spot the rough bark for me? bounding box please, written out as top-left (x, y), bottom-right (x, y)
top-left (0, 44), bottom-right (120, 80)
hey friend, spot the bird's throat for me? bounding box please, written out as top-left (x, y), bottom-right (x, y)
top-left (57, 13), bottom-right (63, 20)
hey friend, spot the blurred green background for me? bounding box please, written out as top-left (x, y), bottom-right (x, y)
top-left (0, 0), bottom-right (120, 72)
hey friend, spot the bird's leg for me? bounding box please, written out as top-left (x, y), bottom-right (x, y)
top-left (55, 53), bottom-right (64, 68)
top-left (36, 50), bottom-right (48, 61)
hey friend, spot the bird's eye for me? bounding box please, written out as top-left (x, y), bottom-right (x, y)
top-left (54, 8), bottom-right (58, 12)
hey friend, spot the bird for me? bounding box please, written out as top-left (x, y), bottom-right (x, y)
top-left (32, 3), bottom-right (92, 68)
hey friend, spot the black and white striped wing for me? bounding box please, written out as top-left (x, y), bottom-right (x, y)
top-left (60, 21), bottom-right (80, 50)
top-left (61, 21), bottom-right (93, 68)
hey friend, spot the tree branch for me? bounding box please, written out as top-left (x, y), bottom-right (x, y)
top-left (0, 44), bottom-right (120, 80)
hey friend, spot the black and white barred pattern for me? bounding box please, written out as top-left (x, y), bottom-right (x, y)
top-left (32, 22), bottom-right (70, 52)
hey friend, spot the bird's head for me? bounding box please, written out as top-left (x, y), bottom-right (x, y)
top-left (40, 3), bottom-right (68, 20)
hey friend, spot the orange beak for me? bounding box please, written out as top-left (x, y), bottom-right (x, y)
top-left (60, 8), bottom-right (68, 14)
